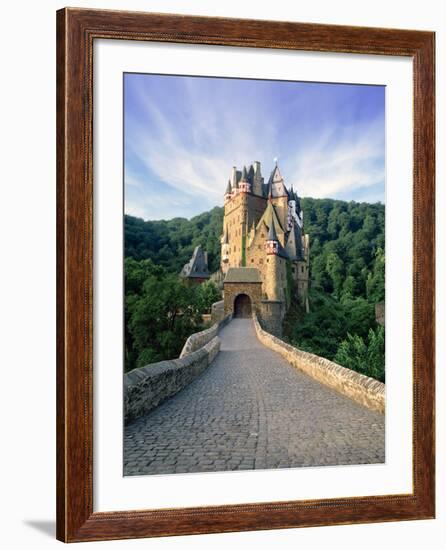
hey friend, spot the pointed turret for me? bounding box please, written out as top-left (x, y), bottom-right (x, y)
top-left (240, 165), bottom-right (251, 193)
top-left (224, 179), bottom-right (233, 204)
top-left (267, 218), bottom-right (279, 242)
top-left (252, 160), bottom-right (264, 196)
top-left (231, 166), bottom-right (237, 186)
top-left (248, 164), bottom-right (254, 182)
top-left (268, 163), bottom-right (288, 197)
top-left (265, 218), bottom-right (281, 256)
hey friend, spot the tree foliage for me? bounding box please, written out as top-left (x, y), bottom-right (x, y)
top-left (124, 257), bottom-right (221, 372)
top-left (334, 326), bottom-right (385, 382)
top-left (125, 207), bottom-right (224, 274)
top-left (124, 197), bottom-right (385, 380)
top-left (283, 198), bottom-right (385, 380)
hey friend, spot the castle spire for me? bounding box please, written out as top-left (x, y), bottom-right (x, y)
top-left (267, 218), bottom-right (279, 242)
top-left (225, 180), bottom-right (232, 195)
top-left (241, 165), bottom-right (248, 181)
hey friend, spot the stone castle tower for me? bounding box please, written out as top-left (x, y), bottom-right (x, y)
top-left (221, 161), bottom-right (310, 335)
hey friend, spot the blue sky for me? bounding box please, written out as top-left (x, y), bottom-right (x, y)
top-left (124, 73), bottom-right (385, 221)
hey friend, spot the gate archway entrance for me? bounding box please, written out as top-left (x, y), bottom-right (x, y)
top-left (234, 294), bottom-right (252, 318)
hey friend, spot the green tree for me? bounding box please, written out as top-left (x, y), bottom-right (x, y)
top-left (334, 326), bottom-right (385, 382)
top-left (366, 247), bottom-right (385, 302)
top-left (125, 197), bottom-right (386, 379)
top-left (326, 252), bottom-right (344, 298)
top-left (195, 280), bottom-right (221, 313)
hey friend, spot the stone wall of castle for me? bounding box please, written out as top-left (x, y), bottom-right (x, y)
top-left (223, 282), bottom-right (262, 317)
top-left (260, 300), bottom-right (285, 337)
top-left (222, 192), bottom-right (269, 271)
top-left (221, 162), bottom-right (311, 327)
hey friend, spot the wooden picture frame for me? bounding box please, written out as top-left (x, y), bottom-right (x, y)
top-left (56, 7), bottom-right (435, 542)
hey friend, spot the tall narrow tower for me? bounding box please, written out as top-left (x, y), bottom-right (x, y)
top-left (264, 218), bottom-right (283, 301)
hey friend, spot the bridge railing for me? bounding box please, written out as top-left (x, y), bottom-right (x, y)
top-left (124, 336), bottom-right (220, 424)
top-left (252, 314), bottom-right (385, 414)
top-left (124, 313), bottom-right (232, 424)
top-left (179, 313), bottom-right (232, 358)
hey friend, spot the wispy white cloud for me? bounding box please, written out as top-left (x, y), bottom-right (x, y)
top-left (286, 118), bottom-right (384, 200)
top-left (124, 75), bottom-right (385, 219)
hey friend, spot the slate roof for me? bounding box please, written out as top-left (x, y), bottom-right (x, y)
top-left (267, 164), bottom-right (288, 197)
top-left (285, 220), bottom-right (305, 261)
top-left (256, 200), bottom-right (285, 236)
top-left (267, 217), bottom-right (279, 241)
top-left (224, 267), bottom-right (262, 283)
top-left (180, 245), bottom-right (210, 279)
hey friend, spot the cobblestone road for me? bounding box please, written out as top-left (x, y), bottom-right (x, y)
top-left (124, 319), bottom-right (385, 476)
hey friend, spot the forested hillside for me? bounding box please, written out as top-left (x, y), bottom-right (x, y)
top-left (124, 197), bottom-right (385, 380)
top-left (283, 198), bottom-right (385, 382)
top-left (125, 207), bottom-right (224, 274)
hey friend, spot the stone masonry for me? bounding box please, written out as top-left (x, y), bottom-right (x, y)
top-left (124, 337), bottom-right (220, 424)
top-left (253, 315), bottom-right (385, 414)
top-left (124, 319), bottom-right (384, 476)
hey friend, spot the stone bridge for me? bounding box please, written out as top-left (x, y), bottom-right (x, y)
top-left (124, 319), bottom-right (385, 475)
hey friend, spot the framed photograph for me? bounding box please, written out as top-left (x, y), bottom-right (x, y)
top-left (56, 8), bottom-right (435, 542)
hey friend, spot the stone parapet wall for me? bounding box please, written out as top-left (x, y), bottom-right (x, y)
top-left (252, 315), bottom-right (385, 414)
top-left (180, 314), bottom-right (232, 357)
top-left (124, 336), bottom-right (220, 424)
top-left (210, 300), bottom-right (224, 323)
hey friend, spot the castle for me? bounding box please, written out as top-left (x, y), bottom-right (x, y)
top-left (220, 161), bottom-right (310, 335)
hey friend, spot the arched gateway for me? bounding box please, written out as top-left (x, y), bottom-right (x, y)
top-left (233, 294), bottom-right (252, 318)
top-left (223, 267), bottom-right (262, 319)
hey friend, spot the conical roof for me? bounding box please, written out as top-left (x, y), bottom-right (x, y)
top-left (268, 164), bottom-right (288, 197)
top-left (267, 218), bottom-right (279, 241)
top-left (225, 180), bottom-right (232, 195)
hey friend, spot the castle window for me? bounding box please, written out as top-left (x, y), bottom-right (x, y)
top-left (267, 258), bottom-right (269, 263)
top-left (258, 245), bottom-right (261, 250)
top-left (301, 266), bottom-right (304, 273)
top-left (251, 259), bottom-right (254, 263)
top-left (259, 259), bottom-right (263, 264)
